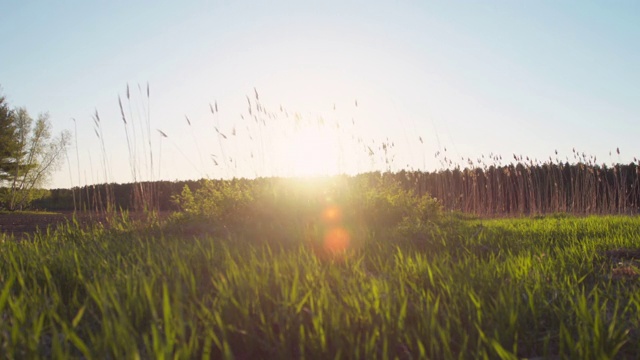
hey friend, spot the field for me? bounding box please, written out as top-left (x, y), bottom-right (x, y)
top-left (4, 1), bottom-right (640, 358)
top-left (1, 178), bottom-right (640, 359)
top-left (0, 211), bottom-right (170, 240)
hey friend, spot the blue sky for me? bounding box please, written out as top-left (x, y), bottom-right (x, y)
top-left (1, 1), bottom-right (639, 188)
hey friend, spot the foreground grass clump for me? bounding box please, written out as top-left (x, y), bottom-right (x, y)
top-left (1, 212), bottom-right (640, 358)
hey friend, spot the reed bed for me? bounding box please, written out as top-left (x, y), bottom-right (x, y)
top-left (403, 160), bottom-right (640, 217)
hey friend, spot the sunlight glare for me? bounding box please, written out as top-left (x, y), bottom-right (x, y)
top-left (322, 205), bottom-right (342, 225)
top-left (277, 125), bottom-right (342, 177)
top-left (323, 227), bottom-right (351, 255)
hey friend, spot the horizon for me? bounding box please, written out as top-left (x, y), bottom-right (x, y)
top-left (1, 1), bottom-right (639, 189)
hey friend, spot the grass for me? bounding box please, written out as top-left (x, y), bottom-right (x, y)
top-left (10, 87), bottom-right (640, 358)
top-left (0, 210), bottom-right (60, 215)
top-left (1, 207), bottom-right (640, 358)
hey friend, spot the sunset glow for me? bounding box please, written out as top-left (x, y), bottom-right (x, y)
top-left (323, 227), bottom-right (351, 255)
top-left (1, 2), bottom-right (638, 189)
top-left (276, 124), bottom-right (343, 178)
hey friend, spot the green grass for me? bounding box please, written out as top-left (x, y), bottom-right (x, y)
top-left (0, 210), bottom-right (60, 215)
top-left (1, 213), bottom-right (640, 359)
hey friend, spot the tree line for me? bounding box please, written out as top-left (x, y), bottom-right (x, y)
top-left (30, 163), bottom-right (640, 217)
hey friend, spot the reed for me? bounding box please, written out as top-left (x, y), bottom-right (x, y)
top-left (57, 86), bottom-right (640, 220)
top-left (404, 148), bottom-right (640, 216)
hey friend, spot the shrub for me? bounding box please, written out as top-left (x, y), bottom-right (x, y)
top-left (345, 175), bottom-right (442, 229)
top-left (169, 175), bottom-right (443, 244)
top-left (171, 180), bottom-right (254, 227)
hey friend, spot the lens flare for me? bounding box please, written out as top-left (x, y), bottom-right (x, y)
top-left (307, 201), bottom-right (353, 261)
top-left (323, 227), bottom-right (351, 255)
top-left (322, 205), bottom-right (342, 225)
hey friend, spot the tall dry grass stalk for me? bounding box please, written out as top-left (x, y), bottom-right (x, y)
top-left (69, 83), bottom-right (160, 217)
top-left (67, 85), bottom-right (640, 218)
top-left (120, 83), bottom-right (158, 214)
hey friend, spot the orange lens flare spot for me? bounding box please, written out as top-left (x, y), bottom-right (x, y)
top-left (321, 205), bottom-right (342, 225)
top-left (323, 227), bottom-right (351, 254)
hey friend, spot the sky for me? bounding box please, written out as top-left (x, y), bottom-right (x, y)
top-left (1, 1), bottom-right (639, 189)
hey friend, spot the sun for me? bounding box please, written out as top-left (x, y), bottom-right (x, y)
top-left (276, 125), bottom-right (342, 177)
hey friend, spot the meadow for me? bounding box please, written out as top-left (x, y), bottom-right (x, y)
top-left (1, 175), bottom-right (640, 359)
top-left (2, 88), bottom-right (640, 359)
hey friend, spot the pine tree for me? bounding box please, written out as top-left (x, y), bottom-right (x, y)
top-left (0, 93), bottom-right (20, 183)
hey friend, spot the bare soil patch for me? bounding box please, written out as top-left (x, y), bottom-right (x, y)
top-left (602, 248), bottom-right (640, 280)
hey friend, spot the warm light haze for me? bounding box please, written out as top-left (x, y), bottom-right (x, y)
top-left (1, 1), bottom-right (639, 188)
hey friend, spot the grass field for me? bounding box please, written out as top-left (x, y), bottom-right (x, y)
top-left (2, 184), bottom-right (640, 360)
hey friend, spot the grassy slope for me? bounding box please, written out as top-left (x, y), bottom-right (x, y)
top-left (1, 215), bottom-right (640, 359)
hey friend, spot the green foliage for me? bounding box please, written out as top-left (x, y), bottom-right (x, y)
top-left (0, 88), bottom-right (70, 210)
top-left (173, 184), bottom-right (197, 214)
top-left (1, 213), bottom-right (640, 358)
top-left (0, 93), bottom-right (20, 183)
top-left (0, 187), bottom-right (50, 209)
top-left (346, 175), bottom-right (442, 229)
top-left (171, 179), bottom-right (254, 227)
top-left (170, 175), bottom-right (443, 239)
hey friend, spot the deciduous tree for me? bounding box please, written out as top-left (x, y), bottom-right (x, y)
top-left (0, 90), bottom-right (71, 210)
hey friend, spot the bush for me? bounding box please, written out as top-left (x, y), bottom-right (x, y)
top-left (169, 175), bottom-right (443, 243)
top-left (0, 187), bottom-right (50, 211)
top-left (171, 180), bottom-right (254, 227)
top-left (345, 175), bottom-right (442, 229)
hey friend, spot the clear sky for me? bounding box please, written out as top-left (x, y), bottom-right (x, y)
top-left (1, 1), bottom-right (639, 188)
